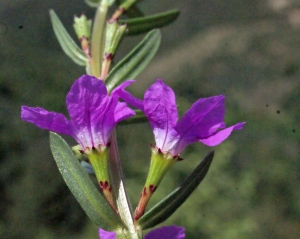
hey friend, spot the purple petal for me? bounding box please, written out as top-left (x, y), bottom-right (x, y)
top-left (145, 226), bottom-right (185, 239)
top-left (176, 95), bottom-right (225, 143)
top-left (111, 80), bottom-right (136, 123)
top-left (200, 122), bottom-right (245, 146)
top-left (94, 81), bottom-right (136, 145)
top-left (113, 80), bottom-right (144, 110)
top-left (98, 228), bottom-right (116, 239)
top-left (114, 102), bottom-right (136, 123)
top-left (21, 106), bottom-right (71, 135)
top-left (66, 75), bottom-right (109, 147)
top-left (143, 80), bottom-right (179, 150)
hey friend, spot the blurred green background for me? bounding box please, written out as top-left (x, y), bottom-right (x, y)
top-left (1, 0), bottom-right (300, 238)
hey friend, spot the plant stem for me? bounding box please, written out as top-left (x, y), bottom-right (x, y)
top-left (91, 1), bottom-right (108, 78)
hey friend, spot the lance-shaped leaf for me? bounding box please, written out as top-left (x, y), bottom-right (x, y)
top-left (49, 132), bottom-right (124, 230)
top-left (49, 10), bottom-right (88, 66)
top-left (120, 9), bottom-right (180, 35)
top-left (137, 151), bottom-right (214, 229)
top-left (105, 29), bottom-right (161, 92)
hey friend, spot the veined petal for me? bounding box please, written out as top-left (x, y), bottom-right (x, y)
top-left (92, 81), bottom-right (136, 145)
top-left (66, 75), bottom-right (109, 146)
top-left (199, 122), bottom-right (245, 146)
top-left (21, 106), bottom-right (71, 135)
top-left (98, 228), bottom-right (116, 239)
top-left (154, 126), bottom-right (180, 153)
top-left (145, 226), bottom-right (185, 239)
top-left (144, 80), bottom-right (178, 128)
top-left (66, 75), bottom-right (108, 127)
top-left (176, 95), bottom-right (225, 142)
top-left (144, 80), bottom-right (178, 150)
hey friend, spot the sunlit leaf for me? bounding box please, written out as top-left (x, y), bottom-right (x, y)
top-left (138, 151), bottom-right (214, 229)
top-left (105, 29), bottom-right (161, 92)
top-left (120, 9), bottom-right (180, 35)
top-left (49, 10), bottom-right (88, 66)
top-left (49, 132), bottom-right (123, 230)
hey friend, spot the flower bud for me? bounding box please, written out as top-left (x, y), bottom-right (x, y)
top-left (73, 14), bottom-right (92, 57)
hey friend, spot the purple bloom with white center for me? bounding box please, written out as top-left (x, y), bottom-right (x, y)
top-left (99, 225), bottom-right (185, 239)
top-left (21, 75), bottom-right (135, 150)
top-left (117, 79), bottom-right (245, 156)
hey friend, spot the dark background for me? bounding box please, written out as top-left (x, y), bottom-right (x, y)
top-left (1, 0), bottom-right (300, 238)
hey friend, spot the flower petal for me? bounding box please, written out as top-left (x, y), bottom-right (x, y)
top-left (111, 80), bottom-right (136, 123)
top-left (92, 81), bottom-right (136, 145)
top-left (98, 228), bottom-right (116, 239)
top-left (145, 226), bottom-right (185, 239)
top-left (67, 75), bottom-right (109, 124)
top-left (114, 101), bottom-right (136, 123)
top-left (176, 95), bottom-right (225, 143)
top-left (21, 106), bottom-right (71, 135)
top-left (114, 80), bottom-right (144, 110)
top-left (200, 122), bottom-right (245, 146)
top-left (144, 80), bottom-right (179, 150)
top-left (66, 75), bottom-right (109, 147)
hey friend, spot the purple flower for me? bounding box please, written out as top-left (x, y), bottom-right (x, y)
top-left (21, 75), bottom-right (135, 150)
top-left (99, 226), bottom-right (185, 239)
top-left (117, 79), bottom-right (245, 156)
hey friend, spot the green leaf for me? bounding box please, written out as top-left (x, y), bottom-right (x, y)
top-left (105, 29), bottom-right (161, 92)
top-left (49, 132), bottom-right (123, 230)
top-left (138, 151), bottom-right (214, 229)
top-left (49, 10), bottom-right (88, 66)
top-left (120, 9), bottom-right (180, 35)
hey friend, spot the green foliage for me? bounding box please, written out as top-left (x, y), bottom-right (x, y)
top-left (49, 10), bottom-right (88, 66)
top-left (49, 132), bottom-right (123, 230)
top-left (2, 1), bottom-right (300, 238)
top-left (119, 9), bottom-right (180, 36)
top-left (105, 29), bottom-right (161, 92)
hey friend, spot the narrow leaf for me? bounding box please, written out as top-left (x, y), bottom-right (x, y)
top-left (49, 10), bottom-right (88, 66)
top-left (138, 151), bottom-right (214, 229)
top-left (106, 29), bottom-right (161, 92)
top-left (49, 132), bottom-right (123, 230)
top-left (120, 9), bottom-right (180, 35)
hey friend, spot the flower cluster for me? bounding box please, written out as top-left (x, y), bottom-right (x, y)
top-left (21, 74), bottom-right (244, 238)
